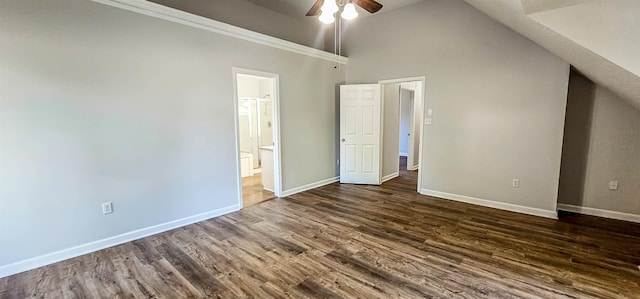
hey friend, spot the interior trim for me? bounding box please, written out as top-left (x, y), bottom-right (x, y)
top-left (557, 204), bottom-right (640, 223)
top-left (91, 0), bottom-right (348, 64)
top-left (382, 172), bottom-right (399, 183)
top-left (378, 76), bottom-right (427, 194)
top-left (0, 204), bottom-right (241, 279)
top-left (282, 176), bottom-right (339, 197)
top-left (421, 189), bottom-right (559, 219)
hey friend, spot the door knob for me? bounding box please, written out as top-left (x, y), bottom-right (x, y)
top-left (341, 138), bottom-right (345, 142)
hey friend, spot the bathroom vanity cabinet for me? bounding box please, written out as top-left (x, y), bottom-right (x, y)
top-left (259, 146), bottom-right (274, 191)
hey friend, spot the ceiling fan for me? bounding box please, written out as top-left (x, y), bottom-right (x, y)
top-left (306, 0), bottom-right (383, 23)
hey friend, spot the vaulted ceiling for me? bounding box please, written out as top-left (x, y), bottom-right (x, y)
top-left (149, 0), bottom-right (640, 110)
top-left (245, 0), bottom-right (425, 19)
top-left (463, 0), bottom-right (640, 110)
top-left (259, 0), bottom-right (640, 109)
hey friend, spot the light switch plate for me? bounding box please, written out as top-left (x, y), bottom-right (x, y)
top-left (102, 202), bottom-right (113, 214)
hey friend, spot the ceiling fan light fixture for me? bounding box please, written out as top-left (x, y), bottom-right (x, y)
top-left (341, 2), bottom-right (358, 20)
top-left (321, 0), bottom-right (339, 14)
top-left (319, 11), bottom-right (335, 24)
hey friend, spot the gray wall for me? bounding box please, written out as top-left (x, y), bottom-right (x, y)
top-left (150, 0), bottom-right (326, 50)
top-left (557, 71), bottom-right (594, 207)
top-left (0, 0), bottom-right (343, 267)
top-left (559, 71), bottom-right (640, 215)
top-left (345, 0), bottom-right (570, 213)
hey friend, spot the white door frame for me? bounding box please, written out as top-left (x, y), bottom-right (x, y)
top-left (378, 76), bottom-right (426, 193)
top-left (232, 67), bottom-right (283, 207)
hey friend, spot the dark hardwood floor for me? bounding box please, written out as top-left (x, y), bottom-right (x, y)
top-left (2, 158), bottom-right (640, 298)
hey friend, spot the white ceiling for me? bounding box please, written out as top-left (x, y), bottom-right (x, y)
top-left (244, 0), bottom-right (424, 19)
top-left (248, 0), bottom-right (640, 110)
top-left (529, 0), bottom-right (640, 76)
top-left (463, 0), bottom-right (640, 110)
top-left (520, 0), bottom-right (588, 14)
top-left (149, 0), bottom-right (640, 110)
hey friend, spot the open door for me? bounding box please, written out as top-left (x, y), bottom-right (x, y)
top-left (340, 84), bottom-right (383, 185)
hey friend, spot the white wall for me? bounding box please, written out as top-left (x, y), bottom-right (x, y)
top-left (0, 0), bottom-right (343, 271)
top-left (258, 79), bottom-right (274, 147)
top-left (238, 109), bottom-right (252, 154)
top-left (345, 0), bottom-right (570, 216)
top-left (150, 0), bottom-right (326, 50)
top-left (237, 75), bottom-right (267, 166)
top-left (237, 76), bottom-right (257, 164)
top-left (237, 75), bottom-right (261, 98)
top-left (559, 71), bottom-right (640, 217)
top-left (259, 78), bottom-right (273, 100)
top-left (399, 89), bottom-right (413, 156)
top-left (382, 83), bottom-right (400, 179)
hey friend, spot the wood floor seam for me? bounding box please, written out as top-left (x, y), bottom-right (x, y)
top-left (2, 158), bottom-right (640, 298)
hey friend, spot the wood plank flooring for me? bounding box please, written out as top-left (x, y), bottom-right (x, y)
top-left (242, 173), bottom-right (275, 208)
top-left (2, 161), bottom-right (640, 298)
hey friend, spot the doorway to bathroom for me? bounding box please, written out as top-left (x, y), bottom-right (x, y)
top-left (233, 68), bottom-right (282, 208)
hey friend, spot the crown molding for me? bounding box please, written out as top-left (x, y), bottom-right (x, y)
top-left (91, 0), bottom-right (349, 64)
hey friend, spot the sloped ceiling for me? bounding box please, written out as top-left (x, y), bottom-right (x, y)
top-left (520, 0), bottom-right (587, 14)
top-left (245, 0), bottom-right (424, 19)
top-left (463, 0), bottom-right (640, 110)
top-left (145, 0), bottom-right (640, 110)
top-left (244, 0), bottom-right (316, 18)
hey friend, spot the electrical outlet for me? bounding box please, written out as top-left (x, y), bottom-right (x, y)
top-left (425, 118), bottom-right (432, 125)
top-left (609, 181), bottom-right (619, 191)
top-left (512, 179), bottom-right (520, 188)
top-left (102, 202), bottom-right (113, 214)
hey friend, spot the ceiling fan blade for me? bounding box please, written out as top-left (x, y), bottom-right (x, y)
top-left (306, 0), bottom-right (324, 16)
top-left (352, 0), bottom-right (383, 14)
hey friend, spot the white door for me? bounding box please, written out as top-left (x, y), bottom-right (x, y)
top-left (340, 84), bottom-right (382, 184)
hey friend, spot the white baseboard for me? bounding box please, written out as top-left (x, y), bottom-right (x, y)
top-left (0, 204), bottom-right (240, 279)
top-left (557, 204), bottom-right (640, 223)
top-left (409, 165), bottom-right (419, 171)
top-left (399, 152), bottom-right (408, 157)
top-left (282, 176), bottom-right (339, 197)
top-left (420, 189), bottom-right (558, 219)
top-left (382, 172), bottom-right (399, 183)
